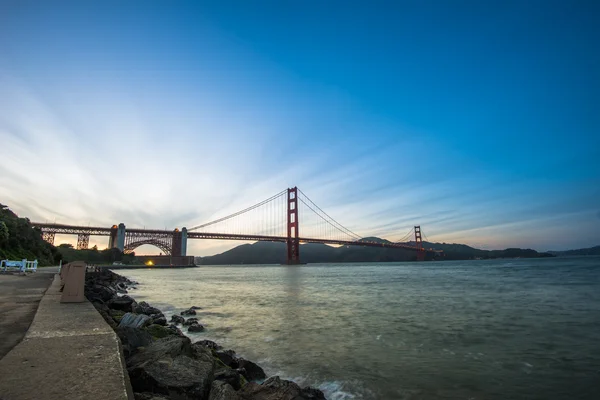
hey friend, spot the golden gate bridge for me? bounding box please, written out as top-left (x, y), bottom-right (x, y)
top-left (32, 187), bottom-right (443, 264)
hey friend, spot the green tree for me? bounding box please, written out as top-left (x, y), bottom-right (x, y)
top-left (0, 221), bottom-right (8, 244)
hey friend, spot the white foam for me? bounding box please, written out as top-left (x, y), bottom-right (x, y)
top-left (318, 381), bottom-right (356, 400)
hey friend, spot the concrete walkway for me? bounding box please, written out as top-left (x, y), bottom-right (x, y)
top-left (0, 269), bottom-right (54, 359)
top-left (0, 274), bottom-right (133, 400)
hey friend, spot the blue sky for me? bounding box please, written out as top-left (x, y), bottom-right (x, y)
top-left (1, 0), bottom-right (598, 254)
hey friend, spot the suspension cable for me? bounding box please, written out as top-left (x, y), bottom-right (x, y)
top-left (189, 190), bottom-right (287, 231)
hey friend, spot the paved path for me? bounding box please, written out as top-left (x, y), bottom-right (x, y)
top-left (0, 269), bottom-right (54, 359)
top-left (0, 272), bottom-right (132, 400)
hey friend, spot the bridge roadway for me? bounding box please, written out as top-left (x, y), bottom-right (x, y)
top-left (31, 222), bottom-right (440, 255)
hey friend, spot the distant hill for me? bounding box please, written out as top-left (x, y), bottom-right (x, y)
top-left (548, 246), bottom-right (600, 256)
top-left (196, 239), bottom-right (554, 265)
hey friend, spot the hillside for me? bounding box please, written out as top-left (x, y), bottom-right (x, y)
top-left (548, 246), bottom-right (600, 256)
top-left (196, 239), bottom-right (554, 265)
top-left (0, 204), bottom-right (61, 266)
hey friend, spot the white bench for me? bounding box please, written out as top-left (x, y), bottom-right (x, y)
top-left (1, 259), bottom-right (38, 272)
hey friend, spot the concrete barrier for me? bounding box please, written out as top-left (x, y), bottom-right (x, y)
top-left (60, 261), bottom-right (86, 303)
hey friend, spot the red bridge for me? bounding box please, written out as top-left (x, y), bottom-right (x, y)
top-left (32, 187), bottom-right (443, 263)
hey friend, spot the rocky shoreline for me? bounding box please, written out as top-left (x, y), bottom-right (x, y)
top-left (85, 269), bottom-right (326, 400)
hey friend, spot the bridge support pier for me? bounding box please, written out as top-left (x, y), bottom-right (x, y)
top-left (286, 187), bottom-right (300, 264)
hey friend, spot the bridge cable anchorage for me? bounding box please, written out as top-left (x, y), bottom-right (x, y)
top-left (188, 190), bottom-right (288, 232)
top-left (296, 188), bottom-right (363, 242)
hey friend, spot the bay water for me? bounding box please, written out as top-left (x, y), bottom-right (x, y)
top-left (119, 257), bottom-right (600, 399)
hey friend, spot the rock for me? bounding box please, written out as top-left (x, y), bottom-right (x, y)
top-left (237, 358), bottom-right (266, 381)
top-left (89, 284), bottom-right (116, 302)
top-left (133, 301), bottom-right (163, 316)
top-left (188, 323), bottom-right (205, 333)
top-left (116, 327), bottom-right (153, 357)
top-left (118, 313), bottom-right (151, 329)
top-left (170, 315), bottom-right (185, 324)
top-left (109, 309), bottom-right (126, 323)
top-left (215, 350), bottom-right (236, 367)
top-left (194, 340), bottom-right (222, 351)
top-left (127, 336), bottom-right (193, 364)
top-left (92, 301), bottom-right (110, 313)
top-left (134, 393), bottom-right (170, 400)
top-left (98, 310), bottom-right (118, 329)
top-left (181, 308), bottom-right (197, 316)
top-left (208, 381), bottom-right (242, 400)
top-left (127, 336), bottom-right (215, 400)
top-left (167, 324), bottom-right (185, 337)
top-left (86, 292), bottom-right (105, 304)
top-left (214, 367), bottom-right (244, 391)
top-left (240, 376), bottom-right (326, 400)
top-left (190, 306), bottom-right (203, 310)
top-left (145, 324), bottom-right (176, 339)
top-left (108, 295), bottom-right (137, 312)
top-left (150, 314), bottom-right (168, 326)
top-left (183, 318), bottom-right (199, 326)
top-left (129, 355), bottom-right (215, 400)
top-left (300, 386), bottom-right (328, 400)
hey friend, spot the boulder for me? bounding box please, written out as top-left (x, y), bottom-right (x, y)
top-left (129, 354), bottom-right (215, 400)
top-left (98, 310), bottom-right (118, 329)
top-left (215, 350), bottom-right (236, 367)
top-left (133, 301), bottom-right (163, 316)
top-left (150, 314), bottom-right (168, 326)
top-left (109, 309), bottom-right (126, 323)
top-left (170, 315), bottom-right (185, 325)
top-left (146, 324), bottom-right (176, 339)
top-left (108, 295), bottom-right (137, 312)
top-left (134, 393), bottom-right (171, 400)
top-left (89, 284), bottom-right (116, 302)
top-left (127, 336), bottom-right (215, 400)
top-left (92, 301), bottom-right (110, 313)
top-left (167, 324), bottom-right (185, 337)
top-left (181, 308), bottom-right (197, 316)
top-left (188, 323), bottom-right (205, 333)
top-left (183, 318), bottom-right (199, 326)
top-left (208, 381), bottom-right (242, 400)
top-left (214, 367), bottom-right (245, 391)
top-left (237, 358), bottom-right (266, 381)
top-left (240, 376), bottom-right (326, 400)
top-left (116, 327), bottom-right (153, 357)
top-left (300, 386), bottom-right (328, 400)
top-left (127, 336), bottom-right (194, 367)
top-left (119, 313), bottom-right (151, 329)
top-left (194, 340), bottom-right (222, 351)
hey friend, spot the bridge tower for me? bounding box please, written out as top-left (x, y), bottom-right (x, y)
top-left (108, 225), bottom-right (118, 249)
top-left (172, 229), bottom-right (182, 257)
top-left (181, 227), bottom-right (188, 256)
top-left (286, 187), bottom-right (300, 264)
top-left (414, 225), bottom-right (425, 261)
top-left (112, 223), bottom-right (126, 252)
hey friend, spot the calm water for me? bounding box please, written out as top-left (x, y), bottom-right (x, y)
top-left (119, 257), bottom-right (600, 400)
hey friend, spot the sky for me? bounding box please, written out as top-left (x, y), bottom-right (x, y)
top-left (0, 0), bottom-right (599, 255)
